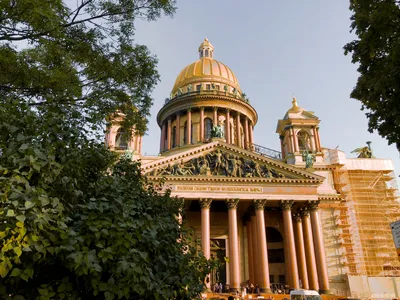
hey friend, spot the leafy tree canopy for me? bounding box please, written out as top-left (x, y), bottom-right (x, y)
top-left (0, 0), bottom-right (213, 299)
top-left (344, 0), bottom-right (400, 151)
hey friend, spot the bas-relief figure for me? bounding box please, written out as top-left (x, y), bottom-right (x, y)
top-left (151, 150), bottom-right (287, 178)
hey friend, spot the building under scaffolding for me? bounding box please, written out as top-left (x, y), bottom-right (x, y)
top-left (323, 149), bottom-right (400, 298)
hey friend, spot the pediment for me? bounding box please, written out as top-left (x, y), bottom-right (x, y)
top-left (141, 141), bottom-right (324, 183)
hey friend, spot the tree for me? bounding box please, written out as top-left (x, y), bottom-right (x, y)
top-left (0, 0), bottom-right (213, 299)
top-left (344, 0), bottom-right (400, 151)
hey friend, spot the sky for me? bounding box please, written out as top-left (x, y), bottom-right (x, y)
top-left (133, 0), bottom-right (400, 178)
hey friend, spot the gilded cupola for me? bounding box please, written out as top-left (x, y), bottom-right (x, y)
top-left (171, 38), bottom-right (242, 97)
top-left (157, 39), bottom-right (257, 154)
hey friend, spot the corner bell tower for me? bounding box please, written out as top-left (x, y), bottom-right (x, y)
top-left (105, 112), bottom-right (143, 155)
top-left (276, 97), bottom-right (323, 165)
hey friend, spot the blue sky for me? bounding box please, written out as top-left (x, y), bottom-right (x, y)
top-left (134, 1), bottom-right (400, 176)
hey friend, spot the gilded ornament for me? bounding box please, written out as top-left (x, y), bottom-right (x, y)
top-left (225, 199), bottom-right (239, 209)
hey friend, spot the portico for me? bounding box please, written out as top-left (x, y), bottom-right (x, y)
top-left (142, 140), bottom-right (330, 294)
top-left (186, 197), bottom-right (329, 293)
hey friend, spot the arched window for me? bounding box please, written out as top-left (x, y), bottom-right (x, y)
top-left (297, 130), bottom-right (311, 151)
top-left (204, 118), bottom-right (213, 140)
top-left (205, 49), bottom-right (209, 57)
top-left (172, 126), bottom-right (176, 148)
top-left (115, 128), bottom-right (128, 150)
top-left (266, 227), bottom-right (285, 264)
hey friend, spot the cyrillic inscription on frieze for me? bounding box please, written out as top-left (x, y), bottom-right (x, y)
top-left (175, 185), bottom-right (263, 193)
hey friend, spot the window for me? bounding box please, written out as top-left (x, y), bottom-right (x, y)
top-left (205, 49), bottom-right (209, 57)
top-left (196, 84), bottom-right (201, 91)
top-left (115, 128), bottom-right (128, 150)
top-left (215, 85), bottom-right (220, 90)
top-left (204, 118), bottom-right (213, 140)
top-left (199, 50), bottom-right (203, 58)
top-left (206, 84), bottom-right (211, 90)
top-left (172, 126), bottom-right (176, 148)
top-left (269, 275), bottom-right (275, 284)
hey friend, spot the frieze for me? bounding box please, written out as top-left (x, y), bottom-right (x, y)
top-left (151, 150), bottom-right (287, 179)
top-left (175, 185), bottom-right (263, 193)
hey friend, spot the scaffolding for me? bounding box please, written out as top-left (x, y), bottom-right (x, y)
top-left (332, 161), bottom-right (400, 277)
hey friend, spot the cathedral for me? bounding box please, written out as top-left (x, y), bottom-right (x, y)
top-left (106, 39), bottom-right (400, 298)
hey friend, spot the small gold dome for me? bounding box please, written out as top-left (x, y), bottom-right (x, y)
top-left (171, 39), bottom-right (241, 95)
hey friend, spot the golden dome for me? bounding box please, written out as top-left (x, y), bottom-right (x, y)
top-left (171, 39), bottom-right (241, 95)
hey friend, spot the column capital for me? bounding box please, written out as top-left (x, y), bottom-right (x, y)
top-left (292, 212), bottom-right (302, 222)
top-left (307, 200), bottom-right (320, 211)
top-left (199, 106), bottom-right (205, 111)
top-left (253, 199), bottom-right (266, 210)
top-left (226, 108), bottom-right (231, 113)
top-left (280, 200), bottom-right (294, 211)
top-left (225, 199), bottom-right (239, 209)
top-left (187, 107), bottom-right (192, 112)
top-left (213, 106), bottom-right (218, 111)
top-left (199, 198), bottom-right (212, 209)
top-left (299, 207), bottom-right (310, 217)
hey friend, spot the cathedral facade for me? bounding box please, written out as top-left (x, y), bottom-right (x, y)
top-left (106, 39), bottom-right (400, 298)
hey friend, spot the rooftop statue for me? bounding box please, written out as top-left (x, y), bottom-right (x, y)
top-left (351, 141), bottom-right (374, 158)
top-left (302, 150), bottom-right (315, 169)
top-left (211, 123), bottom-right (224, 138)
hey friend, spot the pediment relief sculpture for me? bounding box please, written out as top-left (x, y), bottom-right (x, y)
top-left (150, 150), bottom-right (290, 179)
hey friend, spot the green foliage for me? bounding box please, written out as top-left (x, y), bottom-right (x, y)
top-left (0, 0), bottom-right (215, 299)
top-left (344, 0), bottom-right (400, 151)
top-left (0, 0), bottom-right (177, 135)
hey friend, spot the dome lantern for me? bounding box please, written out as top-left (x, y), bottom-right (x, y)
top-left (198, 38), bottom-right (214, 59)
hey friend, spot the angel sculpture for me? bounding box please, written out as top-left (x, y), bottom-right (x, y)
top-left (351, 141), bottom-right (374, 158)
top-left (211, 124), bottom-right (224, 138)
top-left (302, 150), bottom-right (315, 169)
